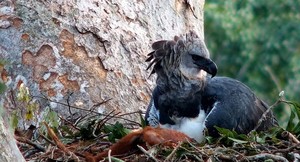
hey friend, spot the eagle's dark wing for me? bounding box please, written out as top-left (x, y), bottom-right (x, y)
top-left (202, 77), bottom-right (278, 137)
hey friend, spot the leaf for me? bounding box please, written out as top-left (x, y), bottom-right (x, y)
top-left (286, 108), bottom-right (296, 132)
top-left (102, 122), bottom-right (130, 142)
top-left (25, 102), bottom-right (38, 120)
top-left (291, 101), bottom-right (300, 109)
top-left (255, 127), bottom-right (283, 144)
top-left (17, 84), bottom-right (31, 102)
top-left (228, 137), bottom-right (248, 144)
top-left (254, 136), bottom-right (265, 144)
top-left (215, 126), bottom-right (238, 137)
top-left (61, 125), bottom-right (74, 137)
top-left (292, 124), bottom-right (300, 134)
top-left (25, 110), bottom-right (33, 120)
top-left (214, 126), bottom-right (252, 145)
top-left (43, 107), bottom-right (60, 129)
top-left (205, 136), bottom-right (215, 144)
top-left (139, 113), bottom-right (146, 128)
top-left (107, 157), bottom-right (125, 162)
top-left (290, 101), bottom-right (300, 134)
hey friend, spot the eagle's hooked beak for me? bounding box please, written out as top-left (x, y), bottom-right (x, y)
top-left (194, 58), bottom-right (218, 78)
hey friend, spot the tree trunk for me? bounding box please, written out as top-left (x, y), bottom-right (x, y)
top-left (0, 0), bottom-right (205, 160)
top-left (0, 113), bottom-right (25, 162)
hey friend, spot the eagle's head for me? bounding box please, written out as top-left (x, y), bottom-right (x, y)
top-left (146, 31), bottom-right (217, 85)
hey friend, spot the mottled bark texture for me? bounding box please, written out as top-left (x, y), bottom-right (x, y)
top-left (0, 0), bottom-right (204, 159)
top-left (0, 113), bottom-right (25, 162)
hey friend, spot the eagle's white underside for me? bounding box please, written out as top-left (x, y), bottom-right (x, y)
top-left (160, 109), bottom-right (206, 143)
top-left (147, 100), bottom-right (219, 143)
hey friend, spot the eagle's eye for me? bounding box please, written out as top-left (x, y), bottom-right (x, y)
top-left (191, 54), bottom-right (204, 62)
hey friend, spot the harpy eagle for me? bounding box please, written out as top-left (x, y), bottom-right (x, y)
top-left (145, 31), bottom-right (277, 142)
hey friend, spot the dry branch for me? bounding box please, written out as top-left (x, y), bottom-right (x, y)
top-left (137, 145), bottom-right (159, 162)
top-left (241, 153), bottom-right (289, 162)
top-left (43, 122), bottom-right (80, 162)
top-left (15, 136), bottom-right (45, 152)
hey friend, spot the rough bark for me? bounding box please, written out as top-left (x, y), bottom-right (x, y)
top-left (0, 111), bottom-right (25, 162)
top-left (0, 0), bottom-right (205, 160)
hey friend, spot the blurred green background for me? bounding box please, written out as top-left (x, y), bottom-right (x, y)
top-left (204, 0), bottom-right (300, 126)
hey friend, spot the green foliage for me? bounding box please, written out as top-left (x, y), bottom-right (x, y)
top-left (77, 117), bottom-right (132, 141)
top-left (102, 121), bottom-right (130, 142)
top-left (214, 126), bottom-right (249, 145)
top-left (105, 157), bottom-right (124, 162)
top-left (16, 84), bottom-right (38, 121)
top-left (204, 0), bottom-right (300, 124)
top-left (10, 84), bottom-right (40, 128)
top-left (39, 107), bottom-right (60, 136)
top-left (139, 113), bottom-right (147, 128)
top-left (78, 119), bottom-right (97, 140)
top-left (60, 125), bottom-right (75, 137)
top-left (284, 100), bottom-right (300, 134)
top-left (42, 107), bottom-right (60, 129)
top-left (17, 84), bottom-right (31, 103)
top-left (213, 126), bottom-right (284, 146)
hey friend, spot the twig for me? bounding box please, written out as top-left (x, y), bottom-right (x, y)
top-left (83, 140), bottom-right (111, 152)
top-left (43, 122), bottom-right (80, 162)
top-left (92, 110), bottom-right (119, 137)
top-left (23, 149), bottom-right (41, 158)
top-left (118, 110), bottom-right (144, 117)
top-left (90, 98), bottom-right (112, 111)
top-left (271, 143), bottom-right (300, 153)
top-left (280, 99), bottom-right (299, 107)
top-left (33, 95), bottom-right (100, 114)
top-left (185, 139), bottom-right (205, 154)
top-left (58, 115), bottom-right (80, 131)
top-left (15, 136), bottom-right (46, 152)
top-left (137, 145), bottom-right (159, 162)
top-left (281, 131), bottom-right (300, 144)
top-left (51, 146), bottom-right (56, 159)
top-left (97, 110), bottom-right (118, 129)
top-left (165, 141), bottom-right (183, 161)
top-left (67, 92), bottom-right (74, 122)
top-left (33, 95), bottom-right (142, 126)
top-left (79, 98), bottom-right (113, 122)
top-left (249, 97), bottom-right (282, 135)
top-left (39, 132), bottom-right (56, 146)
top-left (216, 154), bottom-right (237, 161)
top-left (241, 153), bottom-right (289, 162)
top-left (108, 149), bottom-right (112, 162)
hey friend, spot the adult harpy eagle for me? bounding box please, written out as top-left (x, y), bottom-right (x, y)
top-left (145, 31), bottom-right (277, 142)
